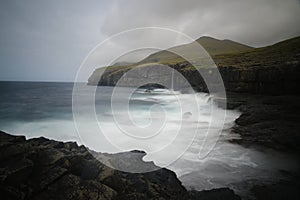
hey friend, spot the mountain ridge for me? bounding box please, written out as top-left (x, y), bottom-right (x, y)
top-left (138, 36), bottom-right (254, 65)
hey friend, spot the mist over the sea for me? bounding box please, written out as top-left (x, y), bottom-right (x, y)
top-left (0, 81), bottom-right (298, 197)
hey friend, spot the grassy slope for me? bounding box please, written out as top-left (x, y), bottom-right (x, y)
top-left (138, 36), bottom-right (254, 65)
top-left (213, 36), bottom-right (300, 68)
top-left (93, 36), bottom-right (300, 77)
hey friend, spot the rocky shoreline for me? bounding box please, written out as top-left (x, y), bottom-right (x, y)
top-left (0, 130), bottom-right (241, 200)
top-left (2, 35), bottom-right (300, 199)
top-left (1, 91), bottom-right (299, 200)
top-left (224, 93), bottom-right (300, 153)
top-left (222, 93), bottom-right (300, 200)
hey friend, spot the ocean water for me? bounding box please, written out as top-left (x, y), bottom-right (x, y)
top-left (0, 81), bottom-right (298, 197)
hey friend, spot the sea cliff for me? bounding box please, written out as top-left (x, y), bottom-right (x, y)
top-left (88, 36), bottom-right (300, 95)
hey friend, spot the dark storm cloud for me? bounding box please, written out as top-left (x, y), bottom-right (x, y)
top-left (101, 0), bottom-right (300, 47)
top-left (0, 0), bottom-right (299, 81)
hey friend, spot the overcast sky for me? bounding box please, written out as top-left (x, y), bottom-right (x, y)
top-left (0, 0), bottom-right (300, 82)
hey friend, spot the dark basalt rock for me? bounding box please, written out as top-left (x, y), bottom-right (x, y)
top-left (220, 93), bottom-right (300, 152)
top-left (213, 93), bottom-right (300, 200)
top-left (189, 188), bottom-right (241, 200)
top-left (251, 179), bottom-right (300, 200)
top-left (0, 130), bottom-right (240, 200)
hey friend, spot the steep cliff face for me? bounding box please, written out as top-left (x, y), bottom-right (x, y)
top-left (88, 36), bottom-right (300, 95)
top-left (88, 63), bottom-right (300, 95)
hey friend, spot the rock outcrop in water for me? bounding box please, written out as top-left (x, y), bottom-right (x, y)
top-left (0, 130), bottom-right (241, 200)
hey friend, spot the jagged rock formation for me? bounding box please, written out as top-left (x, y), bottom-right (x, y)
top-left (0, 131), bottom-right (240, 200)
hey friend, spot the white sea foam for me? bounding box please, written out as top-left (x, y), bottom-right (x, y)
top-left (1, 86), bottom-right (299, 197)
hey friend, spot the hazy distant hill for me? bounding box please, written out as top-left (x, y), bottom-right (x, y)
top-left (112, 61), bottom-right (134, 66)
top-left (197, 36), bottom-right (254, 54)
top-left (139, 36), bottom-right (253, 65)
top-left (88, 36), bottom-right (300, 94)
top-left (214, 36), bottom-right (300, 68)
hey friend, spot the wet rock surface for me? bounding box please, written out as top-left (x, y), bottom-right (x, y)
top-left (215, 93), bottom-right (300, 200)
top-left (224, 93), bottom-right (300, 152)
top-left (0, 130), bottom-right (240, 200)
top-left (250, 178), bottom-right (300, 200)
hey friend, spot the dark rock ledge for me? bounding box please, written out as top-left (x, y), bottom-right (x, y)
top-left (224, 93), bottom-right (300, 153)
top-left (215, 93), bottom-right (300, 200)
top-left (0, 130), bottom-right (240, 200)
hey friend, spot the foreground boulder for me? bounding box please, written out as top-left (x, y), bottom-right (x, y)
top-left (0, 131), bottom-right (240, 200)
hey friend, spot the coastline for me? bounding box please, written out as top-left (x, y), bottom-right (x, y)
top-left (1, 1), bottom-right (299, 199)
top-left (221, 92), bottom-right (300, 200)
top-left (1, 88), bottom-right (299, 199)
top-left (224, 93), bottom-right (300, 153)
